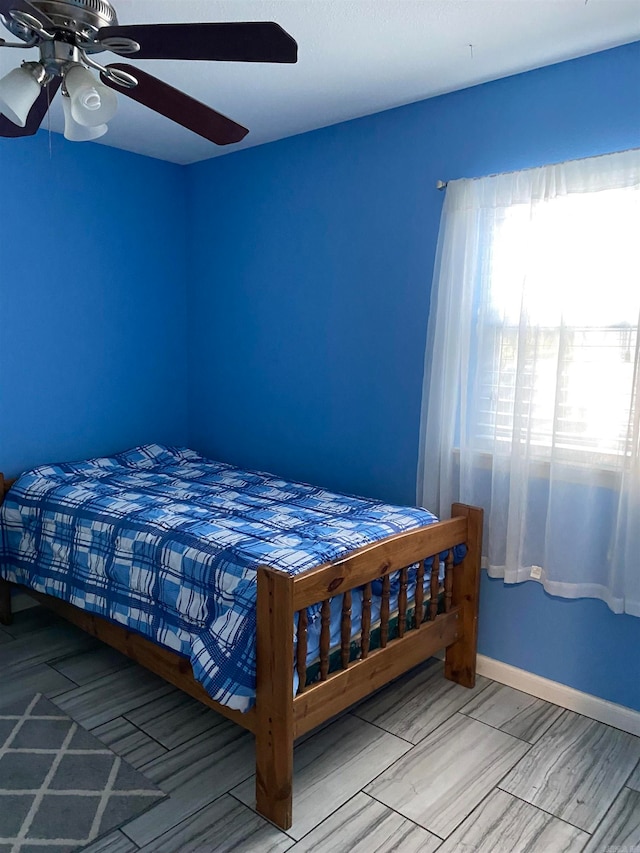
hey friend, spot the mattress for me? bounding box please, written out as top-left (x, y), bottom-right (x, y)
top-left (0, 444), bottom-right (444, 711)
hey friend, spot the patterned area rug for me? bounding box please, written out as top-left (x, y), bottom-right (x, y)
top-left (0, 693), bottom-right (165, 853)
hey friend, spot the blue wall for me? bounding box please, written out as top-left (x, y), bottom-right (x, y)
top-left (2, 44), bottom-right (638, 711)
top-left (0, 133), bottom-right (189, 477)
top-left (186, 42), bottom-right (640, 710)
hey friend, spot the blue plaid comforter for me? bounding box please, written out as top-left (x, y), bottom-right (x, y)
top-left (0, 444), bottom-right (439, 711)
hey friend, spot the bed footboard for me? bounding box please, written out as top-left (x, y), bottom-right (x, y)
top-left (254, 504), bottom-right (483, 829)
top-left (0, 470), bottom-right (482, 833)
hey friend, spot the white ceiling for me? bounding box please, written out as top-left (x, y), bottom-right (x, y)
top-left (1, 0), bottom-right (639, 164)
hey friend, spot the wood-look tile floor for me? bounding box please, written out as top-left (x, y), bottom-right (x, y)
top-left (2, 606), bottom-right (639, 853)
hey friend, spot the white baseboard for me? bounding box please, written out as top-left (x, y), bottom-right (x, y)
top-left (474, 653), bottom-right (640, 738)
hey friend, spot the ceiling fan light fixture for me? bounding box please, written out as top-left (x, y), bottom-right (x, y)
top-left (64, 62), bottom-right (116, 127)
top-left (61, 92), bottom-right (107, 141)
top-left (0, 62), bottom-right (44, 127)
top-left (0, 2), bottom-right (298, 145)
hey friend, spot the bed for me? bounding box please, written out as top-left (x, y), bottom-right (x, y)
top-left (0, 444), bottom-right (482, 831)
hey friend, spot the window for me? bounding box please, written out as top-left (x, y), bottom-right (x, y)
top-left (476, 187), bottom-right (639, 465)
top-left (418, 149), bottom-right (640, 615)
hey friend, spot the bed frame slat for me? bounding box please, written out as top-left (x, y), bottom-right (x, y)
top-left (296, 608), bottom-right (308, 694)
top-left (414, 559), bottom-right (425, 628)
top-left (320, 599), bottom-right (331, 680)
top-left (397, 567), bottom-right (408, 638)
top-left (340, 590), bottom-right (352, 669)
top-left (430, 556), bottom-right (440, 621)
top-left (361, 582), bottom-right (372, 659)
top-left (380, 574), bottom-right (391, 648)
top-left (444, 548), bottom-right (454, 612)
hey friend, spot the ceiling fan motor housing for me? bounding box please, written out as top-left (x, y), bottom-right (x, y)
top-left (29, 0), bottom-right (118, 39)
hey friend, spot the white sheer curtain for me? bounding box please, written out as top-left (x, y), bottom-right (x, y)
top-left (418, 149), bottom-right (640, 616)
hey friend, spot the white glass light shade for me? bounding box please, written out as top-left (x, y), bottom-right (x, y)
top-left (0, 66), bottom-right (42, 127)
top-left (62, 94), bottom-right (107, 141)
top-left (65, 64), bottom-right (117, 128)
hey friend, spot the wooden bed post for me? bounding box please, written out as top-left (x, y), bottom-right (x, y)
top-left (445, 504), bottom-right (483, 688)
top-left (0, 578), bottom-right (12, 626)
top-left (0, 473), bottom-right (13, 626)
top-left (255, 566), bottom-right (295, 830)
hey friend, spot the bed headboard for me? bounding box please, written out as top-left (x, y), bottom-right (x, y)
top-left (0, 474), bottom-right (16, 502)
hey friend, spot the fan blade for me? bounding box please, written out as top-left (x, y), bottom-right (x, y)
top-left (0, 76), bottom-right (59, 137)
top-left (101, 64), bottom-right (249, 146)
top-left (96, 22), bottom-right (297, 63)
top-left (0, 0), bottom-right (55, 30)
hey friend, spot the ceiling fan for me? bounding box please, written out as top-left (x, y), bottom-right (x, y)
top-left (0, 0), bottom-right (298, 144)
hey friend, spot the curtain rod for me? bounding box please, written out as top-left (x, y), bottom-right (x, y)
top-left (434, 147), bottom-right (639, 192)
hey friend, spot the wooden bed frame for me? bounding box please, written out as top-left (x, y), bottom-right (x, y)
top-left (0, 471), bottom-right (482, 830)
